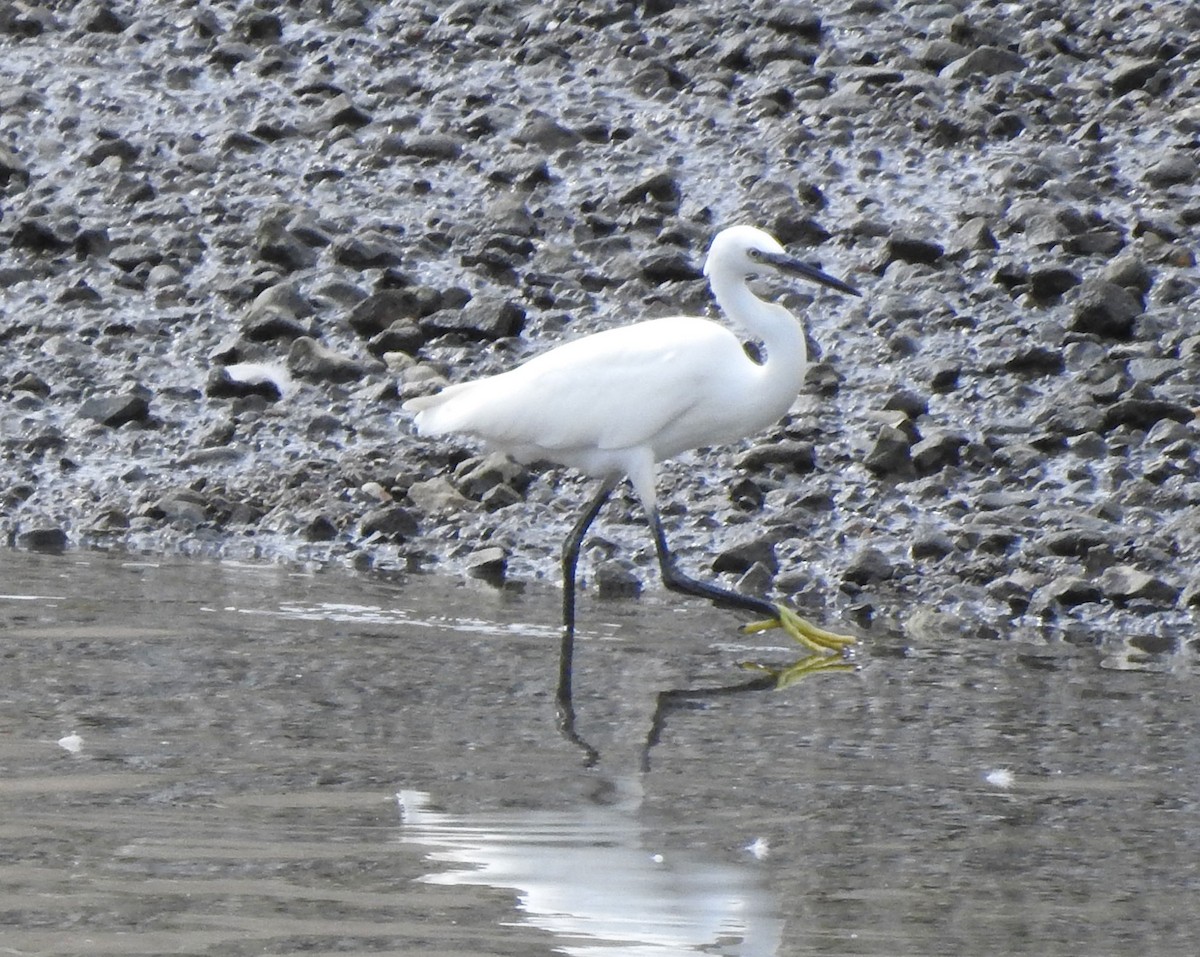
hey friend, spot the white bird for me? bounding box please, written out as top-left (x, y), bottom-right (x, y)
top-left (403, 225), bottom-right (860, 656)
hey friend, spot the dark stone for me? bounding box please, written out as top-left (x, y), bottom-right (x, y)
top-left (319, 93), bottom-right (372, 129)
top-left (152, 488), bottom-right (209, 525)
top-left (641, 251), bottom-right (702, 284)
top-left (454, 452), bottom-right (530, 500)
top-left (619, 171), bottom-right (681, 207)
top-left (883, 234), bottom-right (944, 268)
top-left (392, 134), bottom-right (463, 161)
top-left (1003, 345), bottom-right (1064, 376)
top-left (243, 308), bottom-right (309, 342)
top-left (360, 505), bottom-right (419, 542)
top-left (929, 361), bottom-right (961, 392)
top-left (287, 337), bottom-right (368, 383)
top-left (349, 288), bottom-right (436, 336)
top-left (842, 547), bottom-right (894, 586)
top-left (80, 1), bottom-right (127, 33)
top-left (882, 388), bottom-right (929, 419)
top-left (1071, 280), bottom-right (1142, 338)
top-left (864, 425), bottom-right (912, 474)
top-left (205, 367), bottom-right (283, 401)
top-left (1100, 399), bottom-right (1193, 432)
top-left (0, 145), bottom-right (30, 188)
top-left (941, 46), bottom-right (1027, 78)
top-left (1037, 577), bottom-right (1103, 608)
top-left (79, 392), bottom-right (150, 427)
top-left (1106, 58), bottom-right (1163, 95)
top-left (1029, 266), bottom-right (1080, 300)
top-left (17, 527), bottom-right (68, 553)
top-left (1099, 565), bottom-right (1179, 606)
top-left (713, 537), bottom-right (779, 576)
top-left (736, 440), bottom-right (816, 473)
top-left (12, 218), bottom-right (71, 254)
top-left (368, 320), bottom-right (426, 356)
top-left (420, 298), bottom-right (525, 340)
top-left (1144, 154), bottom-right (1197, 188)
top-left (911, 430), bottom-right (968, 474)
top-left (595, 560), bottom-right (642, 599)
top-left (465, 546), bottom-right (508, 584)
top-left (333, 231), bottom-right (403, 269)
top-left (109, 243), bottom-right (162, 271)
top-left (911, 531), bottom-right (956, 561)
top-left (304, 514), bottom-right (339, 542)
top-left (234, 10), bottom-right (282, 42)
top-left (950, 217), bottom-right (998, 252)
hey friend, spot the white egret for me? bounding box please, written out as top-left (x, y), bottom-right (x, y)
top-left (403, 225), bottom-right (860, 654)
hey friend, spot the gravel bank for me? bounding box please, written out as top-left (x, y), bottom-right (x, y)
top-left (2, 0), bottom-right (1199, 650)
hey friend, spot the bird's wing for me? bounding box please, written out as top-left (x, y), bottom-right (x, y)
top-left (410, 317), bottom-right (736, 453)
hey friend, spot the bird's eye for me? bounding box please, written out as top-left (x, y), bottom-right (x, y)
top-left (748, 248), bottom-right (762, 260)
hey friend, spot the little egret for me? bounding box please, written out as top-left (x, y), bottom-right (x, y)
top-left (403, 225), bottom-right (860, 655)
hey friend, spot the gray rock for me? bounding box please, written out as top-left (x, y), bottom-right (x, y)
top-left (882, 234), bottom-right (944, 268)
top-left (713, 537), bottom-right (779, 576)
top-left (368, 321), bottom-right (426, 357)
top-left (333, 230), bottom-right (403, 269)
top-left (735, 440), bottom-right (816, 473)
top-left (842, 547), bottom-right (895, 586)
top-left (349, 288), bottom-right (443, 336)
top-left (864, 424), bottom-right (913, 474)
top-left (79, 392), bottom-right (151, 427)
top-left (642, 250), bottom-right (702, 284)
top-left (1105, 58), bottom-right (1163, 95)
top-left (1070, 280), bottom-right (1143, 338)
top-left (1028, 266), bottom-right (1079, 300)
top-left (941, 46), bottom-right (1026, 78)
top-left (910, 530), bottom-right (956, 561)
top-left (454, 452), bottom-right (530, 500)
top-left (17, 526), bottom-right (68, 553)
top-left (1098, 565), bottom-right (1180, 606)
top-left (1034, 576), bottom-right (1103, 609)
top-left (911, 430), bottom-right (968, 474)
top-left (420, 298), bottom-right (525, 340)
top-left (1145, 153), bottom-right (1197, 188)
top-left (287, 337), bottom-right (368, 383)
top-left (466, 546), bottom-right (508, 584)
top-left (595, 560), bottom-right (642, 599)
top-left (152, 488), bottom-right (209, 525)
top-left (949, 217), bottom-right (998, 253)
top-left (360, 505), bottom-right (419, 542)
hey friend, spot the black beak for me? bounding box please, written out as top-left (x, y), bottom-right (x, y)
top-left (762, 251), bottom-right (861, 297)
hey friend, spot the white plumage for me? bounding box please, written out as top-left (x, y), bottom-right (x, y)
top-left (403, 224), bottom-right (861, 657)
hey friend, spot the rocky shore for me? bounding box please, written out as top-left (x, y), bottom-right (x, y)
top-left (2, 0), bottom-right (1199, 650)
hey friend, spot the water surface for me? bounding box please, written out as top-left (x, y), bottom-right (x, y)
top-left (1, 551), bottom-right (1198, 955)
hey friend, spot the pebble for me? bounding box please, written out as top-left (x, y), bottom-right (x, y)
top-left (1070, 280), bottom-right (1143, 338)
top-left (78, 392), bottom-right (151, 428)
top-left (16, 527), bottom-right (68, 553)
top-left (287, 337), bottom-right (370, 383)
top-left (465, 546), bottom-right (508, 584)
top-left (360, 505), bottom-right (419, 543)
top-left (1098, 565), bottom-right (1180, 606)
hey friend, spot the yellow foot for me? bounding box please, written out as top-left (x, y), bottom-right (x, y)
top-left (742, 603), bottom-right (856, 655)
top-left (740, 654), bottom-right (855, 689)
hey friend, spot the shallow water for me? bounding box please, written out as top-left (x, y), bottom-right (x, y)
top-left (2, 550), bottom-right (1199, 956)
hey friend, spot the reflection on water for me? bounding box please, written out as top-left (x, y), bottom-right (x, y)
top-left (1, 550), bottom-right (1200, 956)
top-left (398, 781), bottom-right (783, 957)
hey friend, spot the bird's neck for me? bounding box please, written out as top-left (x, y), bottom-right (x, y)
top-left (710, 272), bottom-right (808, 370)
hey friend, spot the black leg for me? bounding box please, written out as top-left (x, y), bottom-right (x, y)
top-left (555, 478), bottom-right (616, 768)
top-left (560, 477), bottom-right (618, 638)
top-left (648, 508), bottom-right (778, 620)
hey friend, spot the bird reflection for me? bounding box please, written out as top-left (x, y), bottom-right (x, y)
top-left (397, 781), bottom-right (784, 957)
top-left (557, 626), bottom-right (855, 770)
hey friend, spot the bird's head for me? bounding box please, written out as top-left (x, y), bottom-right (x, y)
top-left (704, 225), bottom-right (860, 297)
